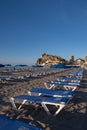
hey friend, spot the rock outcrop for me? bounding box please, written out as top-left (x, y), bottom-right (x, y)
top-left (36, 53), bottom-right (67, 66)
top-left (36, 53), bottom-right (87, 67)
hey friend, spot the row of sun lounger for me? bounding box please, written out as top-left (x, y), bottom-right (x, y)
top-left (44, 68), bottom-right (82, 91)
top-left (0, 68), bottom-right (68, 82)
top-left (0, 67), bottom-right (83, 130)
top-left (10, 67), bottom-right (83, 115)
top-left (44, 81), bottom-right (79, 91)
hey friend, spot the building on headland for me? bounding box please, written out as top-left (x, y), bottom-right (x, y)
top-left (69, 56), bottom-right (74, 62)
top-left (74, 58), bottom-right (85, 66)
top-left (84, 56), bottom-right (87, 62)
top-left (83, 55), bottom-right (87, 67)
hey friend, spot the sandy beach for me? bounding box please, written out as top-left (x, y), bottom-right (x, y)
top-left (0, 67), bottom-right (87, 130)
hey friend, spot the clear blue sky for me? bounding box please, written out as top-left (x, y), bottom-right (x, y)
top-left (0, 0), bottom-right (87, 65)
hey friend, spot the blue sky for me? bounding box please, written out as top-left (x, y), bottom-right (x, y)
top-left (0, 0), bottom-right (87, 65)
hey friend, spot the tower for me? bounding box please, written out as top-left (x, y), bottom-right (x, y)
top-left (69, 56), bottom-right (74, 62)
top-left (85, 56), bottom-right (87, 62)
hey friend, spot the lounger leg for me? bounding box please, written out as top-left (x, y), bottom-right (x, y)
top-left (28, 91), bottom-right (31, 95)
top-left (44, 82), bottom-right (49, 89)
top-left (10, 97), bottom-right (17, 109)
top-left (42, 103), bottom-right (65, 116)
top-left (49, 84), bottom-right (55, 89)
top-left (72, 87), bottom-right (77, 91)
top-left (63, 86), bottom-right (69, 90)
top-left (54, 104), bottom-right (65, 116)
top-left (44, 82), bottom-right (54, 89)
top-left (41, 103), bottom-right (51, 115)
top-left (18, 100), bottom-right (27, 110)
top-left (64, 86), bottom-right (76, 91)
top-left (10, 98), bottom-right (27, 110)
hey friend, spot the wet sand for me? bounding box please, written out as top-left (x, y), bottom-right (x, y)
top-left (0, 68), bottom-right (87, 130)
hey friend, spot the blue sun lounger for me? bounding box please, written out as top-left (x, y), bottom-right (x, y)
top-left (44, 82), bottom-right (78, 91)
top-left (10, 95), bottom-right (69, 116)
top-left (45, 81), bottom-right (79, 86)
top-left (55, 77), bottom-right (81, 83)
top-left (0, 114), bottom-right (41, 130)
top-left (28, 88), bottom-right (74, 98)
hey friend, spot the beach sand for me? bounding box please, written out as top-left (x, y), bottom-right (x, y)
top-left (0, 68), bottom-right (87, 130)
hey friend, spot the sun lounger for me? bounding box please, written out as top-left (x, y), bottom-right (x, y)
top-left (10, 95), bottom-right (69, 116)
top-left (46, 81), bottom-right (80, 85)
top-left (28, 88), bottom-right (74, 98)
top-left (56, 77), bottom-right (81, 83)
top-left (44, 82), bottom-right (77, 91)
top-left (0, 114), bottom-right (41, 130)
